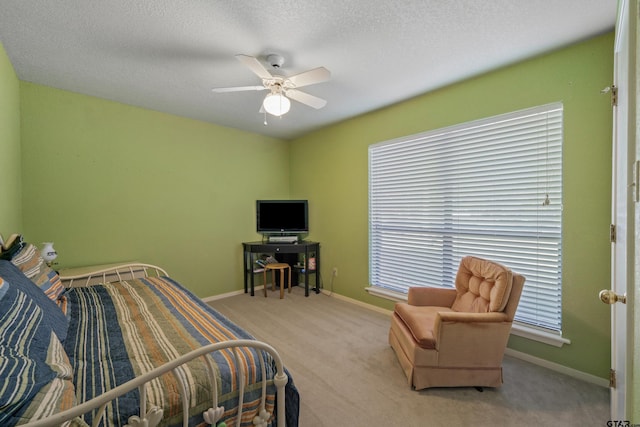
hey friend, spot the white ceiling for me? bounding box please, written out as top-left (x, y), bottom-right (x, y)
top-left (0, 1), bottom-right (617, 140)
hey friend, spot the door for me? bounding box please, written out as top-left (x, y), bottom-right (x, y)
top-left (606, 0), bottom-right (632, 420)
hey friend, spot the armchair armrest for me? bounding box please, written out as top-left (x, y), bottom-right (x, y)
top-left (408, 287), bottom-right (456, 307)
top-left (437, 311), bottom-right (509, 323)
top-left (432, 311), bottom-right (513, 364)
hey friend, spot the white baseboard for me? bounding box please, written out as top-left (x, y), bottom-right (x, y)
top-left (202, 285), bottom-right (264, 302)
top-left (322, 289), bottom-right (393, 316)
top-left (323, 290), bottom-right (609, 388)
top-left (504, 348), bottom-right (609, 388)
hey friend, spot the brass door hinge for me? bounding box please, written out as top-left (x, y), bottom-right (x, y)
top-left (601, 85), bottom-right (618, 107)
top-left (610, 368), bottom-right (617, 388)
top-left (610, 224), bottom-right (617, 243)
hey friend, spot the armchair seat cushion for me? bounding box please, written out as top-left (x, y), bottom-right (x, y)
top-left (394, 303), bottom-right (453, 349)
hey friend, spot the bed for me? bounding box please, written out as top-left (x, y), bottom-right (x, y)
top-left (0, 236), bottom-right (299, 427)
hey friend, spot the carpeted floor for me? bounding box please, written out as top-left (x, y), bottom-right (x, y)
top-left (208, 285), bottom-right (610, 426)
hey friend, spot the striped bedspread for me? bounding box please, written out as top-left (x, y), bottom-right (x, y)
top-left (63, 276), bottom-right (297, 427)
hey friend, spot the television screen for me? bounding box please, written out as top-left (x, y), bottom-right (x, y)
top-left (256, 200), bottom-right (308, 233)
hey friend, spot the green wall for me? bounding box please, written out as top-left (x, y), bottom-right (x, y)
top-left (19, 83), bottom-right (290, 296)
top-left (0, 42), bottom-right (22, 233)
top-left (290, 33), bottom-right (615, 379)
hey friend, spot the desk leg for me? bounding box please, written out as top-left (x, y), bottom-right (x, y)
top-left (304, 247), bottom-right (310, 297)
top-left (249, 253), bottom-right (255, 296)
top-left (243, 251), bottom-right (249, 294)
top-left (315, 246), bottom-right (320, 294)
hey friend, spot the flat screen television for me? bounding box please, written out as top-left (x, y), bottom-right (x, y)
top-left (256, 200), bottom-right (308, 234)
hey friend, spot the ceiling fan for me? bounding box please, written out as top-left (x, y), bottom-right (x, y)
top-left (212, 54), bottom-right (331, 118)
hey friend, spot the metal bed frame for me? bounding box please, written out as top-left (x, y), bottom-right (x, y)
top-left (24, 263), bottom-right (288, 427)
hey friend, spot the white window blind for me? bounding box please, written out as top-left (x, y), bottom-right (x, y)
top-left (369, 103), bottom-right (563, 333)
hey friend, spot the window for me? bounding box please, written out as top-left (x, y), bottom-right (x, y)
top-left (368, 103), bottom-right (564, 337)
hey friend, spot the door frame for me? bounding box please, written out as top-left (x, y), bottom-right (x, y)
top-left (611, 0), bottom-right (637, 421)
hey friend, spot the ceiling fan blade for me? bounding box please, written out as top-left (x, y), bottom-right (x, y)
top-left (235, 54), bottom-right (273, 80)
top-left (286, 89), bottom-right (327, 109)
top-left (212, 85), bottom-right (266, 93)
top-left (286, 67), bottom-right (331, 88)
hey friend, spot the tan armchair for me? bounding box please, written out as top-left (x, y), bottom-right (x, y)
top-left (389, 256), bottom-right (525, 390)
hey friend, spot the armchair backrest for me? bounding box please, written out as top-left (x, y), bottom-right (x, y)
top-left (451, 256), bottom-right (514, 314)
top-left (503, 272), bottom-right (525, 321)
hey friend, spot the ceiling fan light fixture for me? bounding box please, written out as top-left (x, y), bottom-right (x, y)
top-left (263, 93), bottom-right (291, 116)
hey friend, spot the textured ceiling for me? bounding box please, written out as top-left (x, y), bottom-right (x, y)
top-left (0, 1), bottom-right (617, 140)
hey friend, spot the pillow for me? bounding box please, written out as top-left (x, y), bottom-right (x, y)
top-left (0, 260), bottom-right (68, 343)
top-left (9, 242), bottom-right (66, 304)
top-left (0, 276), bottom-right (76, 426)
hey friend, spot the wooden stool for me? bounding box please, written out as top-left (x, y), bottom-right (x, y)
top-left (263, 263), bottom-right (292, 299)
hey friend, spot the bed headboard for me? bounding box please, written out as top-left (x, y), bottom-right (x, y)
top-left (59, 262), bottom-right (168, 287)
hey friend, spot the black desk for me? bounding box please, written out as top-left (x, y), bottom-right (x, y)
top-left (243, 241), bottom-right (320, 297)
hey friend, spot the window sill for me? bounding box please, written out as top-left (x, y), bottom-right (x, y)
top-left (365, 286), bottom-right (570, 347)
top-left (510, 322), bottom-right (570, 347)
top-left (365, 286), bottom-right (407, 302)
